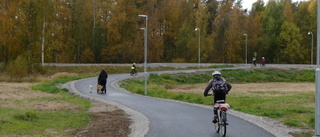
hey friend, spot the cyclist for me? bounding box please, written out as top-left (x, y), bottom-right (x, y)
top-left (131, 63), bottom-right (137, 74)
top-left (203, 71), bottom-right (232, 123)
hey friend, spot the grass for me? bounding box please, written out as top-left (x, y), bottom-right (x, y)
top-left (228, 92), bottom-right (314, 127)
top-left (120, 68), bottom-right (316, 130)
top-left (222, 68), bottom-right (315, 83)
top-left (0, 64), bottom-right (314, 135)
top-left (207, 64), bottom-right (235, 68)
top-left (0, 108), bottom-right (89, 136)
top-left (0, 64), bottom-right (234, 136)
top-left (0, 75), bottom-right (91, 136)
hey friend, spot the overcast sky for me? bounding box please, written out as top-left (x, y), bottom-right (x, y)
top-left (242, 0), bottom-right (309, 10)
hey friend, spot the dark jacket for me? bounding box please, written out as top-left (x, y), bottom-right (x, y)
top-left (98, 69), bottom-right (108, 85)
top-left (203, 76), bottom-right (232, 97)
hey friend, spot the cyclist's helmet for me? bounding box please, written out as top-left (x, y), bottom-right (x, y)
top-left (133, 63), bottom-right (136, 65)
top-left (212, 71), bottom-right (221, 76)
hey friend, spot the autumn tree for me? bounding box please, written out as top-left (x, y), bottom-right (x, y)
top-left (294, 0), bottom-right (316, 64)
top-left (246, 0), bottom-right (265, 63)
top-left (261, 0), bottom-right (285, 63)
top-left (101, 0), bottom-right (141, 63)
top-left (226, 4), bottom-right (247, 63)
top-left (213, 1), bottom-right (233, 63)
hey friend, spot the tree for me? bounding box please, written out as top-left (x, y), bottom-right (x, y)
top-left (224, 4), bottom-right (246, 63)
top-left (101, 0), bottom-right (141, 63)
top-left (70, 0), bottom-right (93, 63)
top-left (279, 22), bottom-right (304, 63)
top-left (261, 0), bottom-right (284, 63)
top-left (246, 0), bottom-right (265, 63)
top-left (294, 0), bottom-right (316, 64)
top-left (213, 1), bottom-right (233, 63)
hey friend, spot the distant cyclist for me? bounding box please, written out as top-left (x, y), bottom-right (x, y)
top-left (203, 71), bottom-right (232, 123)
top-left (131, 63), bottom-right (137, 75)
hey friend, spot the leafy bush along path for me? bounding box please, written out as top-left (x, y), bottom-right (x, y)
top-left (0, 82), bottom-right (131, 137)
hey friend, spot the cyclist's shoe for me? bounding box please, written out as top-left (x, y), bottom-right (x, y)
top-left (212, 116), bottom-right (218, 123)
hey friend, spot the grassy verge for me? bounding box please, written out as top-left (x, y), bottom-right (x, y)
top-left (120, 68), bottom-right (315, 130)
top-left (0, 64), bottom-right (234, 136)
top-left (0, 76), bottom-right (91, 136)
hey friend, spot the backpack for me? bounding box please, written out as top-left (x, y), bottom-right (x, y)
top-left (212, 79), bottom-right (228, 93)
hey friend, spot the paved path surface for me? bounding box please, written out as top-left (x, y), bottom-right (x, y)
top-left (70, 65), bottom-right (282, 137)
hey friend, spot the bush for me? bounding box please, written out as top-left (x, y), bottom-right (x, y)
top-left (14, 110), bottom-right (39, 121)
top-left (172, 58), bottom-right (186, 63)
top-left (6, 55), bottom-right (28, 80)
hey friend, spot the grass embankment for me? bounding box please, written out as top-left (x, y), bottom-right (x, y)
top-left (0, 75), bottom-right (91, 136)
top-left (120, 69), bottom-right (315, 131)
top-left (0, 64), bottom-right (234, 136)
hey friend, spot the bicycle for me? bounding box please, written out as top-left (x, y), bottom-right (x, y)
top-left (213, 100), bottom-right (230, 137)
top-left (130, 67), bottom-right (138, 76)
top-left (207, 94), bottom-right (230, 137)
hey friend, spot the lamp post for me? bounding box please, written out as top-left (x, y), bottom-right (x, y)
top-left (41, 19), bottom-right (46, 66)
top-left (309, 31), bottom-right (314, 65)
top-left (315, 0), bottom-right (320, 136)
top-left (195, 28), bottom-right (200, 67)
top-left (243, 34), bottom-right (248, 64)
top-left (138, 14), bottom-right (148, 95)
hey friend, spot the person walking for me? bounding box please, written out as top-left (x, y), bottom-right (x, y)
top-left (98, 69), bottom-right (108, 94)
top-left (252, 57), bottom-right (256, 67)
top-left (261, 57), bottom-right (266, 67)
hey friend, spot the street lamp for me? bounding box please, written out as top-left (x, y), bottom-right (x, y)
top-left (308, 31), bottom-right (314, 65)
top-left (315, 0), bottom-right (320, 136)
top-left (195, 28), bottom-right (200, 67)
top-left (243, 34), bottom-right (248, 64)
top-left (41, 19), bottom-right (46, 66)
top-left (138, 14), bottom-right (148, 95)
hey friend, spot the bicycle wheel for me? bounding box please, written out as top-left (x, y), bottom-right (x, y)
top-left (214, 114), bottom-right (220, 132)
top-left (220, 111), bottom-right (227, 137)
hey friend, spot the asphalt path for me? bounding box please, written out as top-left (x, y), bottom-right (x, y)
top-left (73, 68), bottom-right (276, 137)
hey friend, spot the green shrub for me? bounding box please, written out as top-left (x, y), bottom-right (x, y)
top-left (14, 110), bottom-right (39, 121)
top-left (6, 55), bottom-right (28, 80)
top-left (172, 58), bottom-right (186, 63)
top-left (207, 64), bottom-right (235, 68)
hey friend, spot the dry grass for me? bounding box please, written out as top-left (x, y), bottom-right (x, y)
top-left (0, 82), bottom-right (80, 111)
top-left (168, 82), bottom-right (315, 94)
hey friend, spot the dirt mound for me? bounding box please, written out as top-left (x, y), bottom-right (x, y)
top-left (76, 101), bottom-right (131, 137)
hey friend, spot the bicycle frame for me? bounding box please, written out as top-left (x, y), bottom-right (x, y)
top-left (214, 100), bottom-right (230, 137)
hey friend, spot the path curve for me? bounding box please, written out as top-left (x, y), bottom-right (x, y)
top-left (63, 64), bottom-right (305, 137)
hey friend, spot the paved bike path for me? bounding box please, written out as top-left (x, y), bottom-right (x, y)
top-left (74, 70), bottom-right (275, 137)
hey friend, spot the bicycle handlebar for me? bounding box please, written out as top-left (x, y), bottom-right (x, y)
top-left (206, 94), bottom-right (213, 96)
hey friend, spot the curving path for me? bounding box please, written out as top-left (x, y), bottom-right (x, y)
top-left (69, 67), bottom-right (282, 137)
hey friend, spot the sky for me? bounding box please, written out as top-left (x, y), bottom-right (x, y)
top-left (242, 0), bottom-right (309, 10)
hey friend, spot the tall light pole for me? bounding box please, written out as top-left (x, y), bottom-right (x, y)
top-left (195, 28), bottom-right (200, 67)
top-left (243, 34), bottom-right (248, 64)
top-left (315, 0), bottom-right (320, 136)
top-left (41, 18), bottom-right (46, 66)
top-left (138, 14), bottom-right (148, 95)
top-left (309, 31), bottom-right (314, 65)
